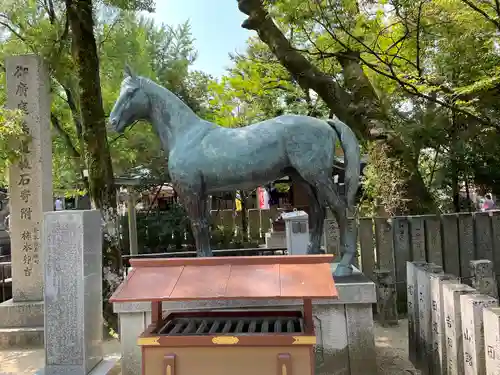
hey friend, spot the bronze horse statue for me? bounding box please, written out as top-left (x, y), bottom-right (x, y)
top-left (109, 66), bottom-right (361, 276)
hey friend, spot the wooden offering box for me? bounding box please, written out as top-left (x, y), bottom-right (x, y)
top-left (110, 255), bottom-right (337, 375)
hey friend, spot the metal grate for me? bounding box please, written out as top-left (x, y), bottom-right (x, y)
top-left (158, 315), bottom-right (305, 336)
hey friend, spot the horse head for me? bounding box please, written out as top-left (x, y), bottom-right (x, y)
top-left (109, 65), bottom-right (150, 133)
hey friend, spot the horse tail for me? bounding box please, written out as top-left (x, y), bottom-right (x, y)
top-left (326, 118), bottom-right (361, 208)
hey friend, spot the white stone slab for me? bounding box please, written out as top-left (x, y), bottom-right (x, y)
top-left (417, 264), bottom-right (443, 374)
top-left (483, 307), bottom-right (500, 375)
top-left (442, 282), bottom-right (475, 375)
top-left (460, 293), bottom-right (497, 375)
top-left (431, 273), bottom-right (459, 375)
top-left (407, 261), bottom-right (426, 366)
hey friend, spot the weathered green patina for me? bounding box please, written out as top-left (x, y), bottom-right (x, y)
top-left (109, 66), bottom-right (361, 276)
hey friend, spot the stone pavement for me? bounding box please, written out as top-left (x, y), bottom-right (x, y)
top-left (0, 339), bottom-right (121, 374)
top-left (0, 322), bottom-right (419, 375)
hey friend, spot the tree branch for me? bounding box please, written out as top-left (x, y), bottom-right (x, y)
top-left (460, 0), bottom-right (500, 32)
top-left (51, 113), bottom-right (80, 159)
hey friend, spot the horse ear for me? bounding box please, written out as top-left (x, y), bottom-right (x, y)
top-left (124, 64), bottom-right (137, 80)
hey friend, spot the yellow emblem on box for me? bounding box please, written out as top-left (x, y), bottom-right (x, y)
top-left (212, 336), bottom-right (239, 345)
top-left (137, 336), bottom-right (160, 346)
top-left (292, 336), bottom-right (316, 345)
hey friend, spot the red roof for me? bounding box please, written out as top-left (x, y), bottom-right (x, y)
top-left (110, 255), bottom-right (338, 302)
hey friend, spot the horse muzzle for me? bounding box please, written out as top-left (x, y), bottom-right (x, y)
top-left (108, 117), bottom-right (123, 133)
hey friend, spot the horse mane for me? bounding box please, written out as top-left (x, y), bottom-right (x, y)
top-left (136, 76), bottom-right (198, 119)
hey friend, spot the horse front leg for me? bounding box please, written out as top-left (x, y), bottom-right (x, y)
top-left (302, 183), bottom-right (325, 254)
top-left (309, 203), bottom-right (326, 254)
top-left (179, 190), bottom-right (212, 257)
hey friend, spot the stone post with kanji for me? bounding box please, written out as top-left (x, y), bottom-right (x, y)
top-left (6, 55), bottom-right (52, 302)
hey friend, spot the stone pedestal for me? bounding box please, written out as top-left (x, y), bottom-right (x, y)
top-left (36, 210), bottom-right (117, 375)
top-left (113, 264), bottom-right (377, 375)
top-left (0, 54), bottom-right (52, 348)
top-left (264, 230), bottom-right (286, 248)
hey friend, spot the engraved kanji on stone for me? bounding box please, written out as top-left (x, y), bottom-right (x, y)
top-left (13, 65), bottom-right (28, 79)
top-left (18, 173), bottom-right (30, 186)
top-left (33, 227), bottom-right (40, 241)
top-left (488, 345), bottom-right (496, 359)
top-left (446, 315), bottom-right (452, 328)
top-left (20, 207), bottom-right (32, 220)
top-left (20, 189), bottom-right (31, 203)
top-left (465, 352), bottom-right (472, 366)
top-left (17, 100), bottom-right (28, 114)
top-left (21, 230), bottom-right (31, 241)
top-left (16, 82), bottom-right (28, 97)
top-left (21, 140), bottom-right (30, 153)
top-left (447, 337), bottom-right (453, 347)
top-left (24, 266), bottom-right (32, 277)
top-left (19, 155), bottom-right (30, 171)
top-left (32, 251), bottom-right (39, 264)
top-left (22, 242), bottom-right (32, 252)
top-left (23, 254), bottom-right (31, 265)
top-left (464, 328), bottom-right (472, 342)
top-left (20, 120), bottom-right (29, 133)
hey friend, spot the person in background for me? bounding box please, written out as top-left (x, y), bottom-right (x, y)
top-left (482, 193), bottom-right (496, 211)
top-left (54, 197), bottom-right (64, 211)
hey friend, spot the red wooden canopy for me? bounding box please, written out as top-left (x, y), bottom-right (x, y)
top-left (110, 255), bottom-right (338, 303)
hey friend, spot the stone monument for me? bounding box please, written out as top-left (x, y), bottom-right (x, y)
top-left (109, 66), bottom-right (361, 276)
top-left (0, 54), bottom-right (52, 348)
top-left (37, 210), bottom-right (117, 375)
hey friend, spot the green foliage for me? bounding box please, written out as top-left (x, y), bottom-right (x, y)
top-left (0, 108), bottom-right (30, 178)
top-left (122, 208), bottom-right (260, 253)
top-left (129, 203), bottom-right (194, 253)
top-left (0, 1), bottom-right (209, 192)
top-left (208, 37), bottom-right (329, 127)
top-left (3, 0), bottom-right (500, 214)
top-left (238, 0), bottom-right (500, 212)
top-left (362, 143), bottom-right (410, 215)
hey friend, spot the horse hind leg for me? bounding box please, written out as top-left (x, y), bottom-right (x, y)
top-left (291, 172), bottom-right (325, 254)
top-left (309, 174), bottom-right (355, 276)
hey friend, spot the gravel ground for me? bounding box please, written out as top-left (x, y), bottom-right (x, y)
top-left (375, 319), bottom-right (420, 375)
top-left (1, 320), bottom-right (420, 375)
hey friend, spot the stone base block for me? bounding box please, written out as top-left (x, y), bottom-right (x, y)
top-left (114, 263), bottom-right (376, 375)
top-left (0, 299), bottom-right (44, 349)
top-left (0, 299), bottom-right (44, 328)
top-left (35, 356), bottom-right (120, 375)
top-left (0, 326), bottom-right (43, 349)
top-left (265, 231), bottom-right (286, 248)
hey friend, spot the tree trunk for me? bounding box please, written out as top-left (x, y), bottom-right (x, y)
top-left (65, 0), bottom-right (122, 331)
top-left (237, 0), bottom-right (437, 214)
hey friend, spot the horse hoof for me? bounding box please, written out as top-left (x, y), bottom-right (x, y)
top-left (334, 264), bottom-right (353, 277)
